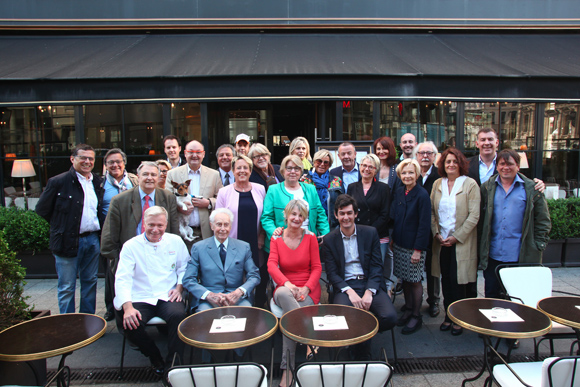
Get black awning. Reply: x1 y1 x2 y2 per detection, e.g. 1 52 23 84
1 33 580 103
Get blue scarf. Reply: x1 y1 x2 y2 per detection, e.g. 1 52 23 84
310 170 329 214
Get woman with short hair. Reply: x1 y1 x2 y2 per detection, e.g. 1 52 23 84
248 143 284 192
155 159 172 190
306 149 343 226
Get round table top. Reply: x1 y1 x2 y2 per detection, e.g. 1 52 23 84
448 298 552 339
279 304 378 348
178 306 278 350
537 296 580 330
0 313 107 362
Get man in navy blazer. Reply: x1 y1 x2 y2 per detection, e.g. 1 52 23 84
323 194 397 360
183 208 260 311
329 142 361 191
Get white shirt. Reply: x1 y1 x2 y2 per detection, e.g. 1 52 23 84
75 171 100 233
422 165 433 185
438 176 467 239
114 233 190 310
188 166 202 227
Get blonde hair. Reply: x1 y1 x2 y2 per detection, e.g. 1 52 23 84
283 199 309 223
396 158 421 178
360 154 380 171
156 159 171 170
289 137 312 162
231 154 253 171
280 155 304 174
247 143 271 160
312 149 333 166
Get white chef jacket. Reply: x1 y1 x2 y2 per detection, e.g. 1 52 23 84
114 232 190 310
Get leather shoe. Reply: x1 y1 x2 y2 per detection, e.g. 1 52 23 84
150 360 165 378
396 313 412 327
401 315 422 335
440 321 452 331
428 303 440 318
103 311 115 322
451 324 463 336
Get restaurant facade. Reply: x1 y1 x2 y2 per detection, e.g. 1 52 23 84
2 0 580 204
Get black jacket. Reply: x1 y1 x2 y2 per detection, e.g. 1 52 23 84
249 164 284 192
347 180 391 238
417 166 440 195
329 165 362 191
390 184 431 251
467 155 496 187
36 167 105 257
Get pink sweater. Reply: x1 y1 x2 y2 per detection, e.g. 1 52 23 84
215 183 266 239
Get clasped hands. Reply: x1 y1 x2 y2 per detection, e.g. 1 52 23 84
177 198 211 215
346 288 373 311
284 281 310 302
436 234 457 247
206 289 243 307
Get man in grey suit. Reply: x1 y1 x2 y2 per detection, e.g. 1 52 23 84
166 140 223 242
101 161 180 274
183 208 260 311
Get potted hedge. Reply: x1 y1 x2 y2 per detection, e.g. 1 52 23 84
563 197 580 267
545 199 567 268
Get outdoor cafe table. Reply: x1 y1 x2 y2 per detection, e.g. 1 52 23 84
0 313 107 387
448 298 552 387
537 296 580 354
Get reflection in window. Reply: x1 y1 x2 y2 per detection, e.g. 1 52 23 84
228 110 263 144
378 101 418 143
171 103 201 146
501 103 535 151
343 100 373 141
543 103 579 151
37 106 77 181
125 104 163 157
464 103 499 152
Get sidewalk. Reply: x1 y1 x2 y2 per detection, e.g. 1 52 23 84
22 267 580 386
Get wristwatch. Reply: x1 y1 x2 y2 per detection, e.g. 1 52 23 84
207 200 212 211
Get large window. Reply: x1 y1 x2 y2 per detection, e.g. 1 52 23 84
343 100 373 141
171 103 201 146
378 101 419 142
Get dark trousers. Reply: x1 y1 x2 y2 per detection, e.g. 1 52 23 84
123 300 186 365
425 248 441 306
103 255 115 314
483 257 510 299
334 279 397 360
440 246 468 322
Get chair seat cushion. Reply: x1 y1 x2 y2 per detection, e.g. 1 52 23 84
269 298 284 318
296 363 392 387
493 361 544 387
168 364 268 387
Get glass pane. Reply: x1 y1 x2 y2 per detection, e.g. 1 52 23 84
37 105 77 182
124 103 164 156
464 102 500 155
171 102 201 146
342 100 373 141
378 101 419 144
518 150 538 181
420 101 456 150
542 151 579 195
543 103 579 150
84 104 123 173
228 110 261 144
500 103 535 151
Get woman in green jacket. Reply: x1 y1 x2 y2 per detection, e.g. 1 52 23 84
261 155 330 253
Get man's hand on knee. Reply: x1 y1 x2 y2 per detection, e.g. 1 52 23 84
224 289 243 306
122 302 142 330
207 292 226 307
346 289 364 309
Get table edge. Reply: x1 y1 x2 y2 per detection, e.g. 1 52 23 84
537 297 580 330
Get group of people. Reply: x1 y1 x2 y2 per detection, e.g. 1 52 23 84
35 127 551 380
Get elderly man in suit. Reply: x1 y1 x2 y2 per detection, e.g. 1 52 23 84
329 142 361 191
101 161 179 275
166 140 223 243
323 194 397 360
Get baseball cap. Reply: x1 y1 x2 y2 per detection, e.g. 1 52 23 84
235 133 250 144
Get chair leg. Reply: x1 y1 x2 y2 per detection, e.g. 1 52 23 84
549 339 555 356
390 329 398 366
534 338 539 361
119 333 126 379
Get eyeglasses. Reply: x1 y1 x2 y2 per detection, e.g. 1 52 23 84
75 156 95 162
106 160 123 166
159 169 168 174
185 150 204 155
417 151 434 156
315 160 330 166
285 167 302 172
252 154 269 160
360 163 376 170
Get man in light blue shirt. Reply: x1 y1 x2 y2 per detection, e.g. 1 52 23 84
329 142 361 191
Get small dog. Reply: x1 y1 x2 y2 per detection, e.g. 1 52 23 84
171 180 198 242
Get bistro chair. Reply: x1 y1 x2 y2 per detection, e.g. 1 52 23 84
166 362 268 387
119 316 167 378
492 356 580 387
496 264 579 360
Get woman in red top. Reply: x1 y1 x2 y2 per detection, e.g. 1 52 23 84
268 199 322 387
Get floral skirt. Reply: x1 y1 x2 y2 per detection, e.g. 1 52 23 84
393 242 426 282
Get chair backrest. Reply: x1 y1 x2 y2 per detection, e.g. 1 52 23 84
29 181 41 190
498 265 552 307
167 363 267 387
4 186 16 195
542 356 580 387
147 316 167 325
295 361 393 387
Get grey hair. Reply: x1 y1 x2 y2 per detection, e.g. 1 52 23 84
216 144 235 157
360 153 380 171
412 141 438 159
209 208 234 225
137 161 160 174
104 148 128 164
143 206 168 222
247 143 271 159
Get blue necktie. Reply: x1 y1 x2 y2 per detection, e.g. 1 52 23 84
219 243 226 266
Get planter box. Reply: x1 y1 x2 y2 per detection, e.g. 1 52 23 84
543 239 564 268
0 310 50 386
18 250 106 279
563 238 580 267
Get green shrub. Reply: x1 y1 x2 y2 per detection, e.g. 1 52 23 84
565 197 580 238
547 197 580 240
0 207 50 253
0 231 31 330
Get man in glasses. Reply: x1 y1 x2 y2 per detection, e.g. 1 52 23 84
166 140 223 244
413 141 441 318
36 144 105 314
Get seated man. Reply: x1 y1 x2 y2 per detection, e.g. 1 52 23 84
183 208 260 311
114 206 189 376
322 194 397 360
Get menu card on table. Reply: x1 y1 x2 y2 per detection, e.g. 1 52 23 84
480 309 524 322
313 316 349 331
210 318 247 333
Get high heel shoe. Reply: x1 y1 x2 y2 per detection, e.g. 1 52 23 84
396 312 412 327
440 321 452 331
306 345 319 360
451 324 463 336
401 315 422 335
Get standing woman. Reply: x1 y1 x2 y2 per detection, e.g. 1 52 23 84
261 155 330 255
248 143 284 192
268 200 322 387
289 136 313 171
346 154 391 268
156 160 172 190
373 137 400 189
307 149 344 226
430 148 480 336
390 159 431 335
216 155 268 307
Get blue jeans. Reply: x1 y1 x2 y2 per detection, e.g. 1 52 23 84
54 232 100 314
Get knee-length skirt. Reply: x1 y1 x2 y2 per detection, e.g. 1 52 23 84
393 242 426 282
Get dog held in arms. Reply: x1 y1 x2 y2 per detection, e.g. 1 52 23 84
171 180 198 242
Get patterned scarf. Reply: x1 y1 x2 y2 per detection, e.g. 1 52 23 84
310 170 329 213
106 171 130 193
255 164 278 189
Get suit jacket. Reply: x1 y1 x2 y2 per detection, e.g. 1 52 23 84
347 180 390 238
390 184 431 251
329 164 361 191
322 225 386 294
417 166 440 195
165 164 223 239
100 186 179 272
468 155 496 187
183 237 260 303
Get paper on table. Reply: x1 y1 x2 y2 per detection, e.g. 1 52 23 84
209 318 247 333
480 309 524 322
313 316 349 331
